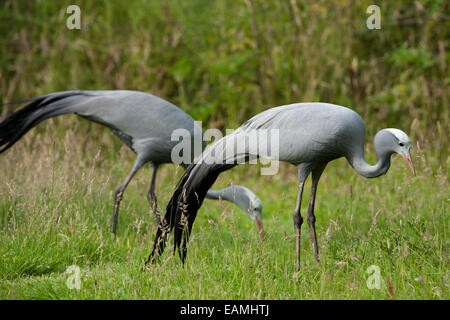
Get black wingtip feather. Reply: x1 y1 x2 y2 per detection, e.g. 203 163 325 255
0 91 84 153
0 97 46 153
147 162 228 264
146 164 196 264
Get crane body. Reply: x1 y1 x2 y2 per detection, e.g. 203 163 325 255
0 90 264 237
147 102 415 269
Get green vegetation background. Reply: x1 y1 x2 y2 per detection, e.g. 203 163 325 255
1 0 448 161
0 0 448 299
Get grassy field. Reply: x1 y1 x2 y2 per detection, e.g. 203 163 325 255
0 120 447 299
0 0 448 300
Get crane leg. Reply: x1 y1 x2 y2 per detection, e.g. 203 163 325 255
293 180 306 271
112 158 145 235
306 163 326 263
145 164 172 264
146 164 166 228
293 164 313 271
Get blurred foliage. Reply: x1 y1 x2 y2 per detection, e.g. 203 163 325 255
0 0 448 165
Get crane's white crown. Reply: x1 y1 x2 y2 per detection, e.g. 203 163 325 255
385 128 411 144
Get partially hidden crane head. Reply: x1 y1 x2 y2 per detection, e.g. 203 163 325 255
247 196 265 241
220 185 265 240
375 128 415 175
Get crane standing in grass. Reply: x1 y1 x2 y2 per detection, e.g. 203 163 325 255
147 102 415 270
0 90 264 238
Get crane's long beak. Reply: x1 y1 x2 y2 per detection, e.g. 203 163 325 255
254 217 266 241
401 152 416 175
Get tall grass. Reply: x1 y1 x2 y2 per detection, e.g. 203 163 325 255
0 126 447 299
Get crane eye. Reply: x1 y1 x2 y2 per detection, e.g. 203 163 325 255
399 143 404 147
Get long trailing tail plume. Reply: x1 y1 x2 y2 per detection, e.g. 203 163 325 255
0 91 88 153
147 132 251 264
147 161 231 264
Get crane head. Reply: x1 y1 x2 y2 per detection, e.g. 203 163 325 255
220 185 265 240
249 198 265 241
384 128 415 175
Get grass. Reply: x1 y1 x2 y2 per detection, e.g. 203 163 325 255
0 121 447 299
0 0 448 300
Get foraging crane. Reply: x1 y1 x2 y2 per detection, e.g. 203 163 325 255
147 102 415 270
0 90 264 238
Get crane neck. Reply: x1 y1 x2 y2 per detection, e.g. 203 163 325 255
347 143 392 178
205 188 232 201
205 187 255 216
